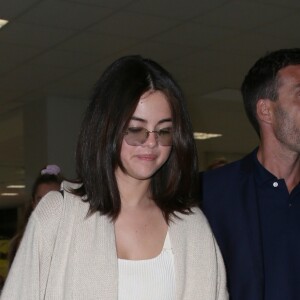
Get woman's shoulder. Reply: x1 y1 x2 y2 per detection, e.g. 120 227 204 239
33 181 87 225
33 190 65 222
175 206 209 225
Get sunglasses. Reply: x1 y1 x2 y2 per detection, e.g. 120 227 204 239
124 127 172 146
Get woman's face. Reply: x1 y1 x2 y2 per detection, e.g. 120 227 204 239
33 182 60 208
116 90 173 182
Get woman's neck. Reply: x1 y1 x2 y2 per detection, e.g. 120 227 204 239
116 171 152 208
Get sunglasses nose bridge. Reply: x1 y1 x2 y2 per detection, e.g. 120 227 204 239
144 130 159 144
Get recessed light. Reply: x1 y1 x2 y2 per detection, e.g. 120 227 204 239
194 132 222 140
0 19 8 29
7 185 26 189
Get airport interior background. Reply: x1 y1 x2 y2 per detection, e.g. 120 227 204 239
1 0 300 280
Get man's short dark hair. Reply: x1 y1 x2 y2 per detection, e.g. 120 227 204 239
241 48 300 136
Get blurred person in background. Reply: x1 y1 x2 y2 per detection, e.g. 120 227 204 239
7 164 62 268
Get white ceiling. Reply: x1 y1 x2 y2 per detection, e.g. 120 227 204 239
1 0 300 207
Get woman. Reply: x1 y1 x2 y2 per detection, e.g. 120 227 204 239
1 56 228 299
7 164 62 268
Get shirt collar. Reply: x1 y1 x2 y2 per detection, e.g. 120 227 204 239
252 148 277 186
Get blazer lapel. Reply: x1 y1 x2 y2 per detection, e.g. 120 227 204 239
240 153 264 297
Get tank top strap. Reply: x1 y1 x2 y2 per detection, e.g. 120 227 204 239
163 231 172 250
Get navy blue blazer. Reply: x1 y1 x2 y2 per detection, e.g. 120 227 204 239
200 149 264 300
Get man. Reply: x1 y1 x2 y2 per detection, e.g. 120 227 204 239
200 48 300 300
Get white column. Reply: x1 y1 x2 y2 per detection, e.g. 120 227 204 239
23 96 87 191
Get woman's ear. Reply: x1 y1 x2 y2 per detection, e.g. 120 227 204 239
256 99 273 124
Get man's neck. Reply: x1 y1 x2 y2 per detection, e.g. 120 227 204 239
257 143 300 193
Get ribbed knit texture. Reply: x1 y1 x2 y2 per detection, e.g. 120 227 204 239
118 232 175 300
1 181 228 300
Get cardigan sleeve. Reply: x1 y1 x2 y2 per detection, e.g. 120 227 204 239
214 237 229 300
169 207 229 300
1 191 64 300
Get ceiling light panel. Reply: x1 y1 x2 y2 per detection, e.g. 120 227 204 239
0 19 8 29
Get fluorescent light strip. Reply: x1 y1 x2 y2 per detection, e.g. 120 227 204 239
7 185 26 189
193 132 222 140
1 192 18 196
0 19 8 29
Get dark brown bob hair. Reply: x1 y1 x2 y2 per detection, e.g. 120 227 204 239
74 55 198 221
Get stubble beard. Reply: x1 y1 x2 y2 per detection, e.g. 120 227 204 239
273 105 300 153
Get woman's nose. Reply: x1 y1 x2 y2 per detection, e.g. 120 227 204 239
143 131 159 147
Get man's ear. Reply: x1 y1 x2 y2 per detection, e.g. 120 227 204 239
256 99 273 124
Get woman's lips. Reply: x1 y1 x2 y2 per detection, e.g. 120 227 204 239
136 154 157 161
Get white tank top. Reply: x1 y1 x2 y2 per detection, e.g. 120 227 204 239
118 232 175 300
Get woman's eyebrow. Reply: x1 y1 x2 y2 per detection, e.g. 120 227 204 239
130 116 172 125
157 118 172 124
130 116 146 123
130 116 172 122
158 118 172 124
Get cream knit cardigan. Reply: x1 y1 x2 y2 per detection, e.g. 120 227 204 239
2 184 228 300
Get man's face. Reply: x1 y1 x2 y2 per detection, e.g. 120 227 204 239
271 65 300 152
